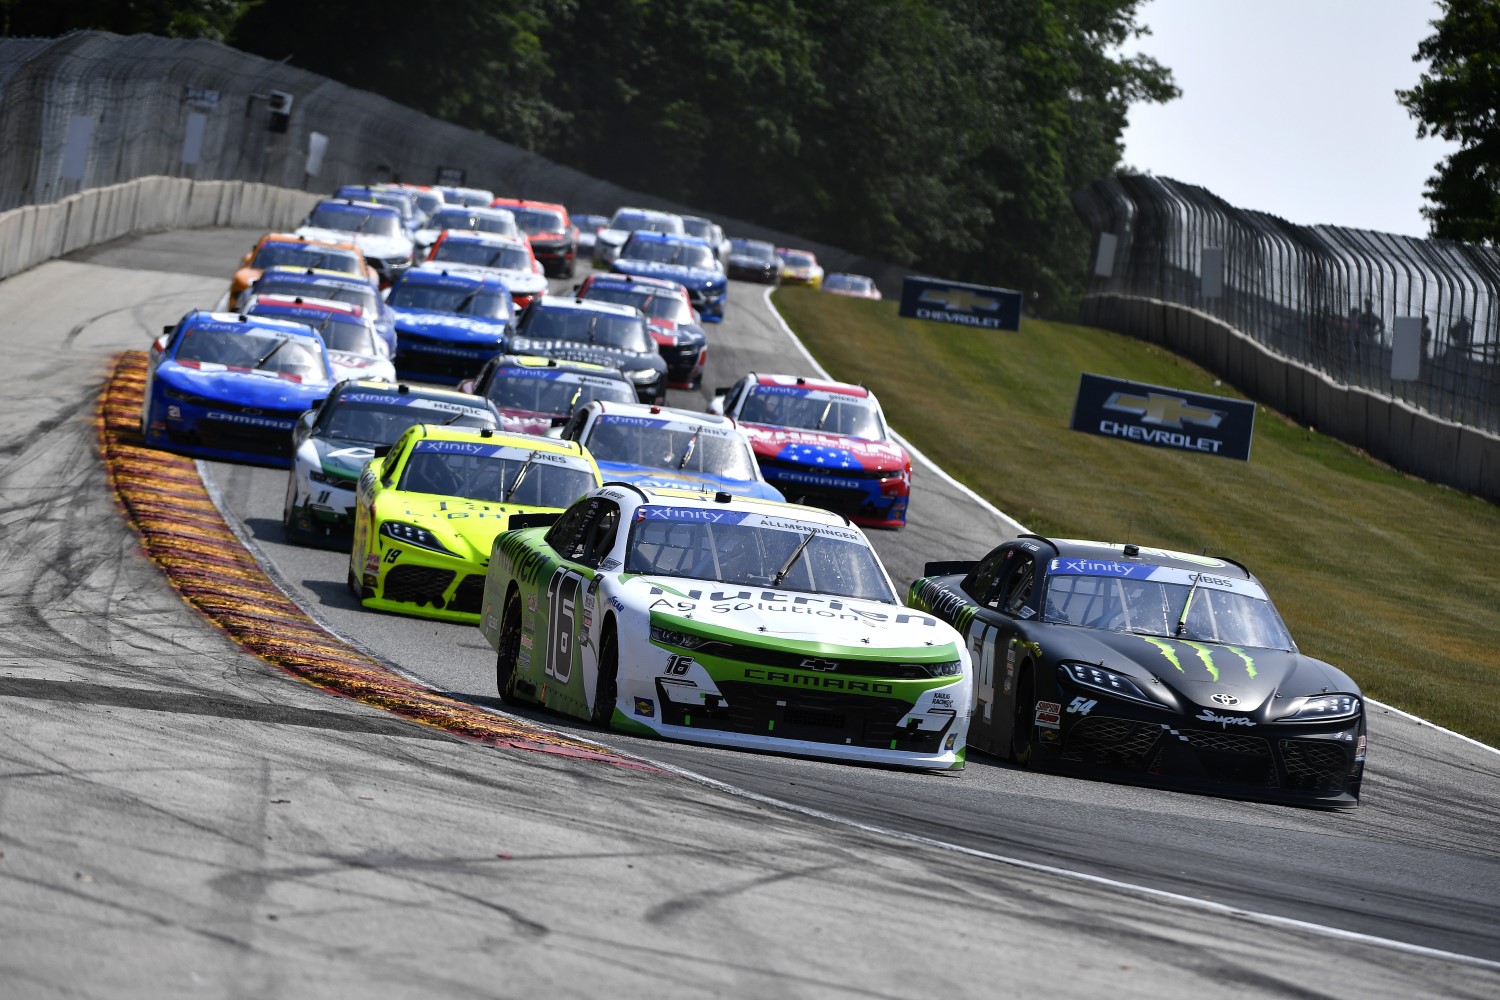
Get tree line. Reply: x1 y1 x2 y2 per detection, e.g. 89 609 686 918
5 0 1181 314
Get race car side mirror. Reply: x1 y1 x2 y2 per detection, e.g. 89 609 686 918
163 325 175 335
310 398 323 409
373 445 392 458
712 387 730 396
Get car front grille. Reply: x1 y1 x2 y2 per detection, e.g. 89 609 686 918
1280 738 1352 792
382 565 456 607
451 574 486 615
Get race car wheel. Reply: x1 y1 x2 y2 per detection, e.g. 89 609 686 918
590 626 619 728
347 566 363 600
495 589 523 706
1010 663 1035 767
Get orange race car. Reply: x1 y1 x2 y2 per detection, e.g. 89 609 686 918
227 233 375 309
490 196 578 278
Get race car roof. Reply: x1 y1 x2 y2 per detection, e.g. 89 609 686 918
610 483 852 528
433 230 529 249
314 199 399 218
625 231 712 249
1045 538 1254 579
752 373 869 397
495 354 629 378
395 268 506 291
491 197 567 213
584 273 686 294
257 266 377 289
330 380 494 407
255 232 360 252
589 400 733 429
544 297 640 318
182 310 322 341
404 422 587 457
249 294 363 317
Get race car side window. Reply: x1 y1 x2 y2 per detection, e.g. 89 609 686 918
381 436 412 488
963 545 1011 606
997 553 1036 616
560 407 590 442
577 502 621 569
723 377 748 416
544 500 591 559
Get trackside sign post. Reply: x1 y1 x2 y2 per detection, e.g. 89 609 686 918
1070 373 1256 461
898 277 1023 331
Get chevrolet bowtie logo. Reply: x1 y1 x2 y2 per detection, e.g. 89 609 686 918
919 288 998 313
1103 392 1224 429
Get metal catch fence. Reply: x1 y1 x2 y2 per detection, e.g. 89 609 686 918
1074 174 1500 436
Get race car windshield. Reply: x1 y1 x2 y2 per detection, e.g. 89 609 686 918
176 328 326 381
399 451 596 507
250 244 361 275
486 372 634 414
429 210 516 236
408 190 444 216
682 219 714 239
585 421 758 479
508 208 567 234
738 389 884 439
624 518 895 602
388 283 510 319
731 240 776 261
622 239 714 270
643 295 693 323
314 316 380 354
307 206 401 238
319 402 491 443
522 309 651 353
430 241 531 271
783 252 816 268
1042 572 1295 650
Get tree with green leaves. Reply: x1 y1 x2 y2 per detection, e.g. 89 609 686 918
1398 0 1500 244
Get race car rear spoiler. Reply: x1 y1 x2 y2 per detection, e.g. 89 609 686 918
923 559 977 578
507 512 562 531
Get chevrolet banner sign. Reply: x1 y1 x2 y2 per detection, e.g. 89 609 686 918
898 277 1023 331
1070 373 1256 461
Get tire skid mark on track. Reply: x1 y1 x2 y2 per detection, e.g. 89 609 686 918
97 350 657 772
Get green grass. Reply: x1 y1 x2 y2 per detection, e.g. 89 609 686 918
772 287 1500 748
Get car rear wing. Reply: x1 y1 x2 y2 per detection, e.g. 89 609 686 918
507 512 562 531
923 559 977 578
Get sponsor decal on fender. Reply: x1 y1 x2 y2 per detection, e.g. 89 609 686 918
1035 700 1062 729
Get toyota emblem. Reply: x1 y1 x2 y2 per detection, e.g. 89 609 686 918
1210 693 1240 706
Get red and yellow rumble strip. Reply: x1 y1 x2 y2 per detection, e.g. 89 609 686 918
97 351 649 769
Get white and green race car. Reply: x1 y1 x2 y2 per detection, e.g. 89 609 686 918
478 484 972 769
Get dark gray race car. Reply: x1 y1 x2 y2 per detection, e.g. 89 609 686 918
908 535 1366 808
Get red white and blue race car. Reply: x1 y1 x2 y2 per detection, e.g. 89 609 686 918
711 373 913 529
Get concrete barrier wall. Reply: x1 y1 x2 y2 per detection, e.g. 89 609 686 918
0 175 318 284
1084 292 1500 504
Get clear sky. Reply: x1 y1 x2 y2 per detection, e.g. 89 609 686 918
1119 0 1458 238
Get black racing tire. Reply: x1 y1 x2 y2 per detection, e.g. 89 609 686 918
346 566 363 600
1010 663 1035 767
495 589 523 706
590 626 619 728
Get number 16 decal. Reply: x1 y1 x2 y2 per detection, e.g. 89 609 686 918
546 568 582 684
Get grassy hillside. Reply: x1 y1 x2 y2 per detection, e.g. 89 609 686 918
772 287 1500 748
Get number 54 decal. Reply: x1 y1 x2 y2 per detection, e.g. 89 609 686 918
1067 697 1097 715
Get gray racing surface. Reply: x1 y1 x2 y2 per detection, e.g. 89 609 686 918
1 227 1497 998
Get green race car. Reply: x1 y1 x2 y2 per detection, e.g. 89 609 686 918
348 424 602 623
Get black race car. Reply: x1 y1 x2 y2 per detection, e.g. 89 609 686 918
908 536 1366 808
725 238 781 285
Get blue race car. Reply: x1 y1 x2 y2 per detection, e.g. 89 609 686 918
560 399 784 501
244 265 397 354
386 268 513 384
610 230 727 322
141 310 335 468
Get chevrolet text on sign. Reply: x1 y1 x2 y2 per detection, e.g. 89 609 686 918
1069 372 1256 461
898 276 1023 331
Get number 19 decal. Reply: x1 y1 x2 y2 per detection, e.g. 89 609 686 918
546 568 582 684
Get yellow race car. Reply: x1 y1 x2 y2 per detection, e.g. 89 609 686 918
348 424 602 623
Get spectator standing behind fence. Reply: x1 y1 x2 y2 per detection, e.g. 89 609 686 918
1449 314 1473 358
1422 316 1433 358
1358 298 1384 344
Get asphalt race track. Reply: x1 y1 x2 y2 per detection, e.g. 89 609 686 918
2 227 1499 998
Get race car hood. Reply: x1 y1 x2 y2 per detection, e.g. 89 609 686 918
635 579 958 657
162 360 329 410
392 310 509 345
594 462 784 502
309 436 378 485
504 338 664 374
741 424 908 474
373 493 534 561
647 318 706 348
327 352 395 383
497 409 560 436
420 262 546 296
612 259 724 293
296 226 413 261
1052 628 1357 716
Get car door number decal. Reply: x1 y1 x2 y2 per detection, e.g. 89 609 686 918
665 654 693 675
545 567 582 685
